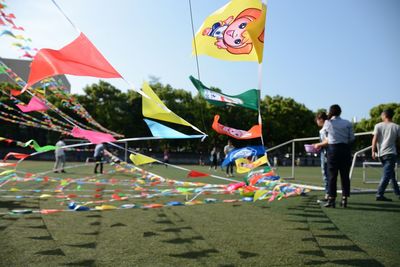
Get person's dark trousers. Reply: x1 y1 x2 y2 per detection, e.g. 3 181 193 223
226 162 234 175
377 154 400 197
94 156 103 174
327 144 351 198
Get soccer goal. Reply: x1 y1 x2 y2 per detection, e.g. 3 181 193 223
362 161 398 184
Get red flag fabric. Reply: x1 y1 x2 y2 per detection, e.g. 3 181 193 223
24 32 122 91
187 170 209 178
3 152 30 161
212 115 262 140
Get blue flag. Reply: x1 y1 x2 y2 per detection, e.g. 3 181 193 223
222 146 266 167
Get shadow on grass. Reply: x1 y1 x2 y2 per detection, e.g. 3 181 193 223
161 226 192 233
238 251 259 259
0 200 34 210
169 249 219 259
320 245 364 252
64 259 96 266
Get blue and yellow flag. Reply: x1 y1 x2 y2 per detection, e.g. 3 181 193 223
193 0 266 63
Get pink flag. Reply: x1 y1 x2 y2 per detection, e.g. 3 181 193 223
71 127 116 144
16 96 48 113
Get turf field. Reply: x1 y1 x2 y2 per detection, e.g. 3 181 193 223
0 161 399 266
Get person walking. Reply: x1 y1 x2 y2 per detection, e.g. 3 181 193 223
224 140 235 177
315 105 354 208
53 137 66 173
313 112 329 202
94 143 105 174
163 147 169 168
209 146 218 171
372 109 400 201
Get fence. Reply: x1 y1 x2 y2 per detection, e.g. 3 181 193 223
267 132 374 180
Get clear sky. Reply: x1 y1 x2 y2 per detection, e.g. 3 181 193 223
1 0 399 121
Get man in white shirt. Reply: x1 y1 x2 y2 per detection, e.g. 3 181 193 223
372 109 400 201
54 137 66 173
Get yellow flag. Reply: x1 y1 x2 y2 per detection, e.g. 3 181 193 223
193 0 266 62
235 155 268 173
142 82 192 127
253 189 269 202
129 153 157 166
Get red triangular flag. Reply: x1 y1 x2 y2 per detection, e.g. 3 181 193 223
187 170 209 178
3 152 30 161
24 32 122 91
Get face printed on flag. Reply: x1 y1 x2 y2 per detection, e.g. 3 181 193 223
194 0 266 62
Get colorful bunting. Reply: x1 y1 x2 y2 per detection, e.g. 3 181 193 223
212 115 261 139
190 76 259 111
193 0 266 62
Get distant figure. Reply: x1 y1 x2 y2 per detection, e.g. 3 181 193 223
224 140 235 177
313 111 329 202
199 151 204 166
209 146 218 171
315 105 354 208
54 137 66 173
94 143 105 174
273 156 278 167
163 148 169 168
372 109 400 201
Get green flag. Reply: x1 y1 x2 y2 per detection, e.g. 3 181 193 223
190 76 259 111
24 140 56 152
0 65 7 74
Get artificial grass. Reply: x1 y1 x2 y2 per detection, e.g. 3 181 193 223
0 161 399 266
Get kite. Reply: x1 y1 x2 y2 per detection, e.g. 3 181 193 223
212 115 261 140
190 76 259 111
193 0 266 62
24 32 122 91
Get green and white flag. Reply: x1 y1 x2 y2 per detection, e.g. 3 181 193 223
190 76 259 111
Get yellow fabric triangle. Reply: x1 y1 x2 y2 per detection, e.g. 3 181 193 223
129 153 157 166
193 0 265 62
142 82 192 127
253 189 269 202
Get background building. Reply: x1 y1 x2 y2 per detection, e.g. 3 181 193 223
0 58 70 93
